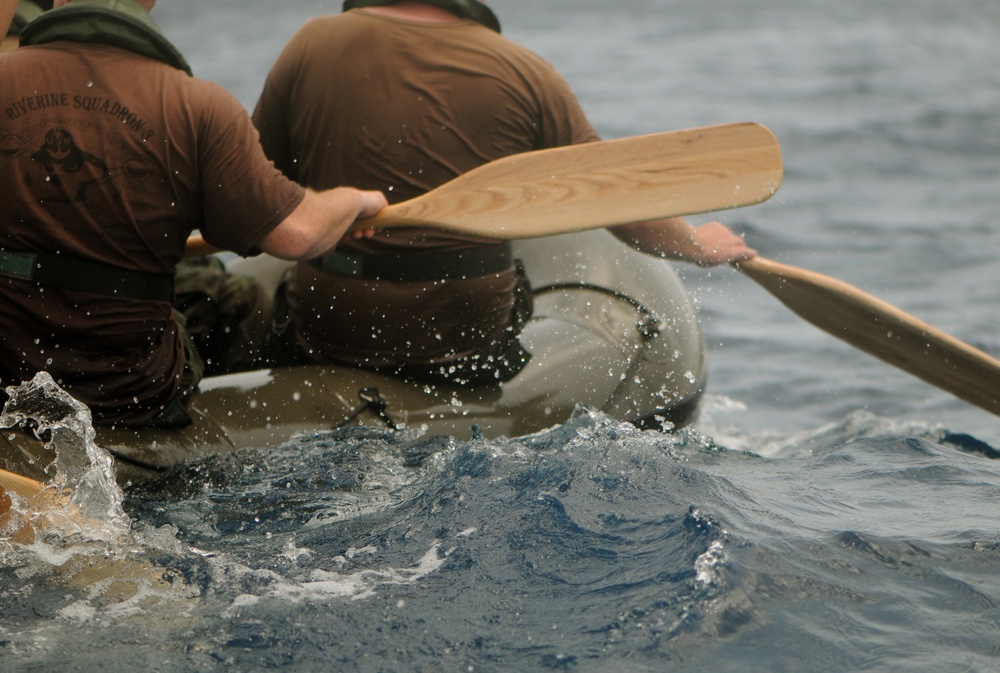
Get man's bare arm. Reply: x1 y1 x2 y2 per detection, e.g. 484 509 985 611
610 218 756 267
258 187 387 261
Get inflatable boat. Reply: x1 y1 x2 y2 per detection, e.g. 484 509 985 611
0 230 707 484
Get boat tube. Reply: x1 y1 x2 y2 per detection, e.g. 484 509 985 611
0 230 707 484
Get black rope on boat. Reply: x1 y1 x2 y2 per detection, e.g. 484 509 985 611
532 282 662 339
335 387 399 431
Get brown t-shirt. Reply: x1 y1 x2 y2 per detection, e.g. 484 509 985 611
0 42 305 424
253 10 599 366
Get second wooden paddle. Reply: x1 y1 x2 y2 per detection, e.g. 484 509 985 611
736 256 1000 416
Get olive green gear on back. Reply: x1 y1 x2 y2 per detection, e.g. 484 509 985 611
7 1 45 36
19 0 192 75
342 0 501 33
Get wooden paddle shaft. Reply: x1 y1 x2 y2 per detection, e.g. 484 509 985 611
737 256 1000 416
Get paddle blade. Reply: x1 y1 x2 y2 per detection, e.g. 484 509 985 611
0 468 46 544
0 468 44 501
737 256 1000 416
359 122 783 238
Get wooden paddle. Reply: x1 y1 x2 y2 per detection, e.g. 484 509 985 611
0 468 49 544
735 256 1000 416
185 121 783 257
0 467 44 502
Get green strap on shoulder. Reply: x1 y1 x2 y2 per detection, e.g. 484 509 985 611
7 1 43 36
19 0 192 75
342 0 501 33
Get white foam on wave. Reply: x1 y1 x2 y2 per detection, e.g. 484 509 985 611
276 541 446 602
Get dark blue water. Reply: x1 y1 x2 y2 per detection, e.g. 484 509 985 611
4 400 1000 671
4 1 1000 671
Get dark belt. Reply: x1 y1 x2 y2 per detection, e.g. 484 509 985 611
315 242 513 282
0 249 173 301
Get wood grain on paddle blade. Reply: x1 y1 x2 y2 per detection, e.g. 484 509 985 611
185 122 781 256
359 122 783 238
0 468 47 544
737 256 1000 416
0 468 44 501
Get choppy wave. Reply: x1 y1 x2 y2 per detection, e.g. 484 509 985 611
4 381 1000 672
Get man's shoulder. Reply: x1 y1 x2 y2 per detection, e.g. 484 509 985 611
292 12 356 39
171 72 245 114
478 32 562 77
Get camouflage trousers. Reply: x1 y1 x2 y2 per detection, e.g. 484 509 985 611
144 256 271 429
174 256 272 377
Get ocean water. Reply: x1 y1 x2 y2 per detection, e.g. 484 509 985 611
3 1 1000 671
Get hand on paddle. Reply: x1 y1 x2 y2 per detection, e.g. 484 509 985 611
687 221 757 265
611 218 756 267
343 227 378 241
340 195 383 241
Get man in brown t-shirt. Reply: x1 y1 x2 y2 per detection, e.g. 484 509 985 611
253 0 756 386
0 0 387 427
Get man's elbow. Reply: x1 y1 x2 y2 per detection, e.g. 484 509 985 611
258 222 318 261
